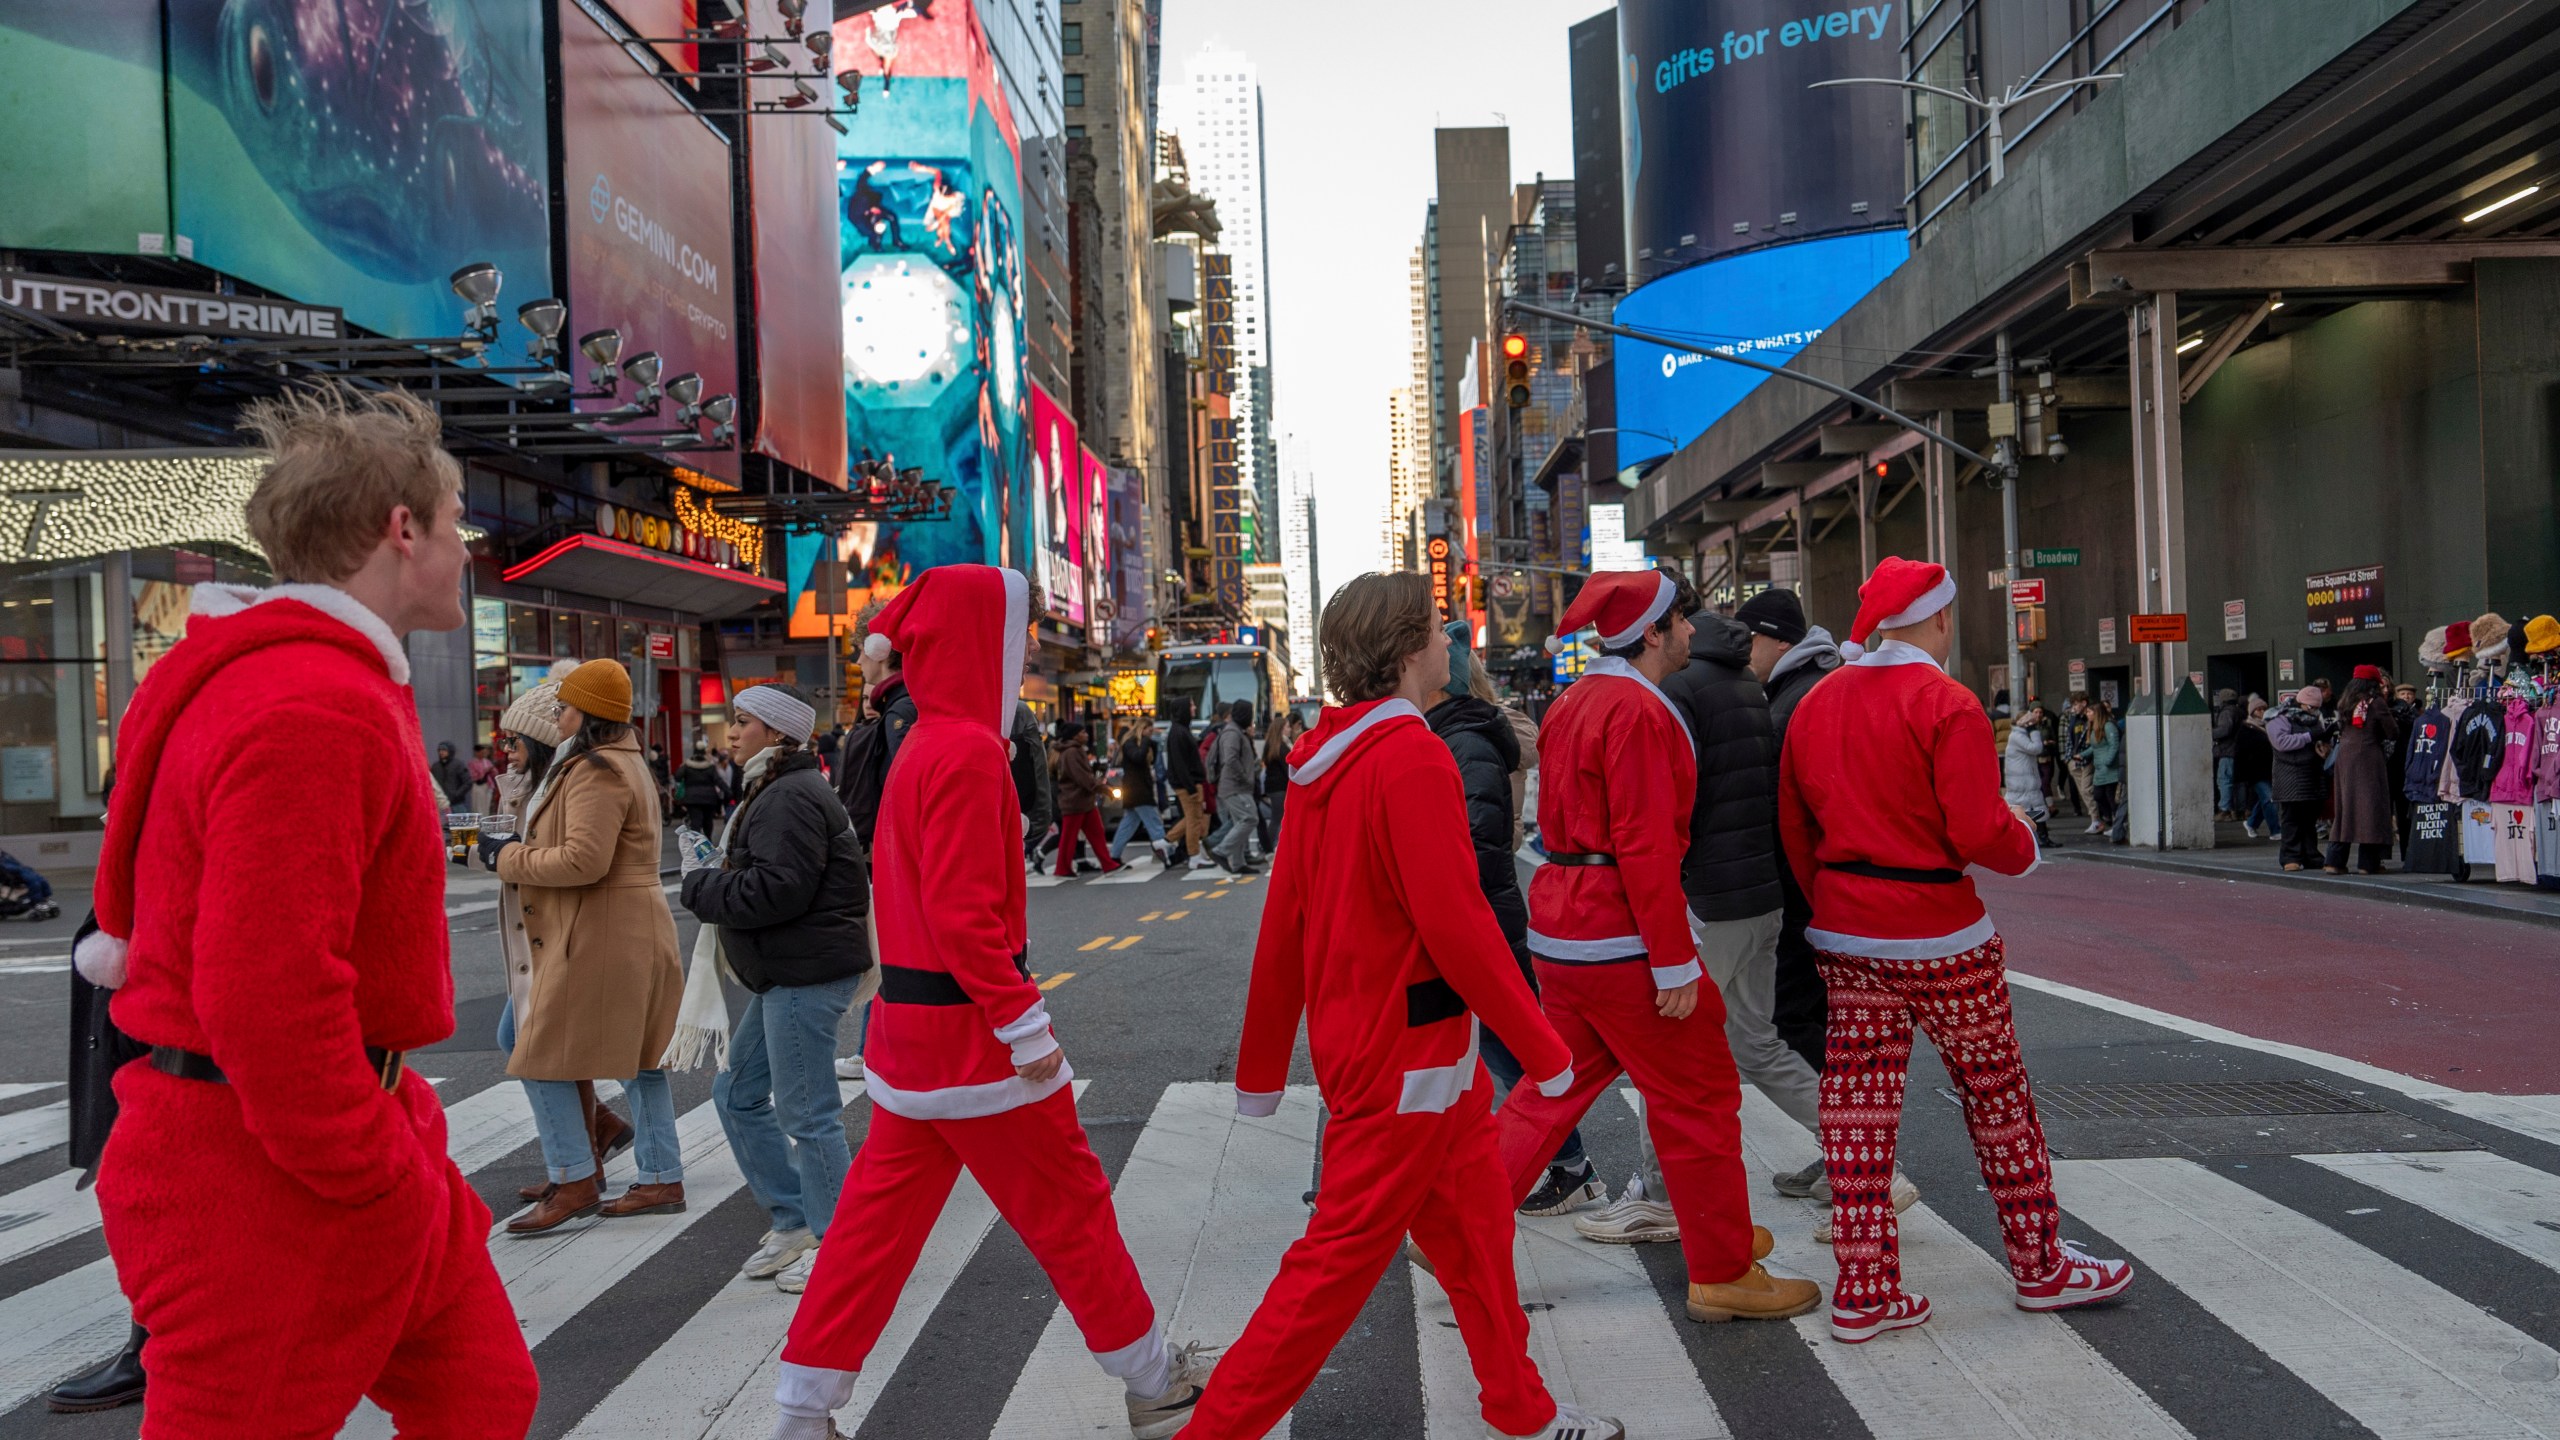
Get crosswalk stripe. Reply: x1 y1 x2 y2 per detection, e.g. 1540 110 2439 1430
2299 1150 2560 1275
1412 1181 1728 1439
990 1082 1317 1439
2057 1156 2560 1439
0 1170 97 1271
1090 857 1168 885
1726 1090 2191 1440
0 1083 62 1103
1026 873 1072 889
0 1102 66 1167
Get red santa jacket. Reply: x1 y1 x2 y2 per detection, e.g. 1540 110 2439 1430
860 566 1064 1120
1776 639 2040 958
88 585 455 1208
1235 698 1572 1120
1526 658 1703 988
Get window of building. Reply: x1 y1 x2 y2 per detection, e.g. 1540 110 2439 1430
1062 21 1081 54
1067 124 1086 140
1063 72 1084 106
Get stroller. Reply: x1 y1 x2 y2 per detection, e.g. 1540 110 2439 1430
0 850 59 921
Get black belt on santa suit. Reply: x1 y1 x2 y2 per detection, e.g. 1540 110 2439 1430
149 1043 408 1092
1823 860 1965 885
1543 851 1617 867
878 951 1033 1006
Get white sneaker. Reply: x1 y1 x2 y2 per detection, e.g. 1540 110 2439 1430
1127 1340 1220 1439
2084 820 2104 834
1814 1173 1921 1244
1187 854 1218 870
1493 1401 1626 1440
775 1246 819 1294
833 1055 864 1080
1572 1173 1679 1244
742 1227 817 1279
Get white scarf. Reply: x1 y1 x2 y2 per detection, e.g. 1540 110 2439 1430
662 746 778 1072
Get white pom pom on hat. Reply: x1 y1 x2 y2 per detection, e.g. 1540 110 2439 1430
1837 638 1866 661
862 632 894 663
1544 634 1566 655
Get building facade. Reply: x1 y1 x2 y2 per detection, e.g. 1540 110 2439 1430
1176 47 1282 564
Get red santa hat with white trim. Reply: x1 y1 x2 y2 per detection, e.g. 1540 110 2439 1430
1547 568 1681 654
1838 555 1958 661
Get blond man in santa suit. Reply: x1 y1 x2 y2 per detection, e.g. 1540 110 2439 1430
1778 556 2134 1343
1490 567 1821 1325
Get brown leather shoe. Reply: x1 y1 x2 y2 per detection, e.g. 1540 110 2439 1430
599 1182 686 1217
591 1106 634 1162
506 1175 602 1235
517 1179 556 1203
1686 1264 1822 1322
1751 1224 1774 1262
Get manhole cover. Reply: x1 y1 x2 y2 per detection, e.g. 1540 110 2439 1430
2021 1080 2386 1122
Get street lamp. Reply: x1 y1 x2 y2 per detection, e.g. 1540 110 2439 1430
1579 427 1681 489
1810 72 2121 188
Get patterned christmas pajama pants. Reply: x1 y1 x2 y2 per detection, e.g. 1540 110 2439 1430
1814 936 2064 1308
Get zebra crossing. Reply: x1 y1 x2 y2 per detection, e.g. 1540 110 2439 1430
2 1067 2558 1436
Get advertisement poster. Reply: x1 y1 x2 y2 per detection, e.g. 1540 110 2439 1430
0 0 170 253
1030 381 1084 623
1108 466 1149 654
830 0 1029 617
1081 446 1112 639
746 0 847 486
2306 565 2384 635
162 0 550 367
560 0 740 482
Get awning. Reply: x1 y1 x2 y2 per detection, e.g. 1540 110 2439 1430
502 534 783 619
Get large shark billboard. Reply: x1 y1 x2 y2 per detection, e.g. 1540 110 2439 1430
159 0 553 368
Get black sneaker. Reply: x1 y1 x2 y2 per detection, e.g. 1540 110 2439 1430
1518 1163 1607 1217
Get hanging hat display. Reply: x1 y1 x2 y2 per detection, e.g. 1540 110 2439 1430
1546 569 1679 655
2445 620 2474 660
2471 611 2512 664
2419 625 2451 671
2526 615 2560 656
1838 556 1956 661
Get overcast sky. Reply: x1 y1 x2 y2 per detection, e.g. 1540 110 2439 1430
1158 0 1605 596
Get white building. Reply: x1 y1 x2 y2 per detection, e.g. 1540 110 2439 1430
1279 433 1317 688
1174 46 1278 560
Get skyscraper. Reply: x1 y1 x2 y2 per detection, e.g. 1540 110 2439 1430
1279 433 1317 688
1174 46 1279 563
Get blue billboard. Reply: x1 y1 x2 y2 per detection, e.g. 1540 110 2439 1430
1611 228 1908 470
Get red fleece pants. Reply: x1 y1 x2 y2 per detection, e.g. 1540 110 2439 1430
1184 1076 1553 1439
1055 810 1119 875
97 1067 535 1440
1494 958 1755 1284
782 1087 1156 1371
1815 937 2064 1308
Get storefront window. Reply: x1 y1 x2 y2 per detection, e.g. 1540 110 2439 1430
584 613 614 663
508 602 547 657
0 564 112 834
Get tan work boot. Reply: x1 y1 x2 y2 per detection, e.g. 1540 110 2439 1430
1686 1263 1822 1322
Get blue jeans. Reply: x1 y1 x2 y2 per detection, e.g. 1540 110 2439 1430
2216 756 2236 814
1481 1024 1586 1171
715 976 859 1237
1109 804 1166 858
2244 779 2278 833
523 1072 683 1184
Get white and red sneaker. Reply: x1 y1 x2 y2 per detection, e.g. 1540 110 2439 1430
2014 1240 2135 1311
1829 1293 1931 1343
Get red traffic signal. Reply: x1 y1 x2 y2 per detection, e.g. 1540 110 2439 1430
1501 333 1528 360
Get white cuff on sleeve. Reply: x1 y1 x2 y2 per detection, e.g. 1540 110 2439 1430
1008 1028 1062 1066
1534 1066 1575 1098
994 998 1053 1047
1234 1087 1284 1117
1649 960 1704 989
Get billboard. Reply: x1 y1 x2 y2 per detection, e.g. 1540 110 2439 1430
832 0 1028 612
1108 466 1147 654
0 0 170 254
161 0 550 366
1080 446 1111 640
1617 0 1903 269
561 0 740 482
1568 7 1625 290
1030 381 1084 624
1611 227 1908 468
746 0 849 485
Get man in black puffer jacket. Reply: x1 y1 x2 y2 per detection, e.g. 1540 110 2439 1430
1658 605 1824 1194
1426 624 1600 1217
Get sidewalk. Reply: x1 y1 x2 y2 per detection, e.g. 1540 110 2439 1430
2040 811 2560 928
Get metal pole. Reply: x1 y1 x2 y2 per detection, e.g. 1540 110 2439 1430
2154 640 2169 851
1997 330 2023 705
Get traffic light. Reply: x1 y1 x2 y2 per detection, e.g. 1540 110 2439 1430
2015 605 2046 648
1503 333 1531 409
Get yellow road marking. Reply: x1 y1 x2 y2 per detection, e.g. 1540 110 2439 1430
1139 911 1163 922
1078 936 1114 952
1230 875 1258 885
1164 910 1189 921
1110 935 1144 951
1039 971 1076 990
1206 889 1230 899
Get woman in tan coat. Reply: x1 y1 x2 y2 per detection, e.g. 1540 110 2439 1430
483 659 687 1234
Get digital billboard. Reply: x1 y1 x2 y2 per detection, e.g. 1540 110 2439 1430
1080 446 1112 640
832 0 1028 612
1568 7 1625 290
1611 227 1908 468
1618 0 1903 268
0 0 170 254
746 0 849 485
162 0 550 367
561 0 740 483
1030 381 1084 624
1108 466 1147 654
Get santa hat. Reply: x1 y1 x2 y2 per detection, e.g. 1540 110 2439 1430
1546 569 1680 655
1839 556 1957 661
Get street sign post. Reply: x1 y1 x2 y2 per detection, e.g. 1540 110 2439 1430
2025 548 2081 567
2009 578 2047 607
2128 612 2188 850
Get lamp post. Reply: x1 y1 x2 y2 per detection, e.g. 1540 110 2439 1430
1810 72 2121 188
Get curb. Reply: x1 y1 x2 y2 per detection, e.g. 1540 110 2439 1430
2045 845 2560 930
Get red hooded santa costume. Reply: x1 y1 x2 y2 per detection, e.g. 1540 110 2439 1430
86 584 534 1438
776 566 1189 1432
1488 571 1776 1294
1188 692 1576 1438
1777 557 2129 1342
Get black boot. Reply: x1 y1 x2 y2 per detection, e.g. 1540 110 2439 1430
46 1322 145 1412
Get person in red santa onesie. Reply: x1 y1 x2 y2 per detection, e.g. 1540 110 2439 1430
1489 567 1820 1325
1185 571 1620 1440
1777 555 2135 1343
773 564 1214 1440
79 384 537 1438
